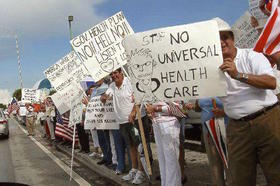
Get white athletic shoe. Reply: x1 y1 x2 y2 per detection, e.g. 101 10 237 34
122 169 137 181
132 171 145 185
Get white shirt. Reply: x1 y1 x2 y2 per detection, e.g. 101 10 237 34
106 77 134 124
220 48 278 119
272 64 280 95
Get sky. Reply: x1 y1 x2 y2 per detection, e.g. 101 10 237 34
0 0 249 104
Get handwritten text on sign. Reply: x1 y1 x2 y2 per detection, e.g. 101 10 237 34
21 88 37 102
84 96 119 130
70 11 134 82
248 0 268 28
123 20 227 104
44 51 89 93
232 11 260 48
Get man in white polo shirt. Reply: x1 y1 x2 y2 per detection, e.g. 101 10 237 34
217 17 280 186
101 68 146 184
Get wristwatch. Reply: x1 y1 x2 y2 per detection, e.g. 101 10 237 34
241 73 249 82
236 72 249 82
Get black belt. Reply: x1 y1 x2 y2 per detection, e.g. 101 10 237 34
234 102 279 122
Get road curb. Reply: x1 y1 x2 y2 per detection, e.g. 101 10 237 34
55 143 132 186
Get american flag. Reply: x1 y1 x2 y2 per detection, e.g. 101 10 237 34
254 0 280 55
8 98 19 114
167 102 187 118
205 117 228 168
55 114 78 142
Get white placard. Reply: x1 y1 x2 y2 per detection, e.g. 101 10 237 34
44 51 89 92
51 92 70 115
248 0 268 28
84 96 119 130
21 88 37 102
232 11 261 48
70 11 134 82
123 20 227 104
51 84 85 114
44 51 89 113
69 94 84 127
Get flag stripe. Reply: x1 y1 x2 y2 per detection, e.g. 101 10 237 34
254 9 278 52
266 31 280 54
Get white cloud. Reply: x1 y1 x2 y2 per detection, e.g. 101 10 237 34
0 89 11 105
0 0 106 39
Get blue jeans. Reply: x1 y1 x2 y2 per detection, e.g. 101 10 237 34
97 130 112 162
112 129 126 171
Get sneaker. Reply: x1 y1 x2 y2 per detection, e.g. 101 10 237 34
132 171 145 185
122 169 137 181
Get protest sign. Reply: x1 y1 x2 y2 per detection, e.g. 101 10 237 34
70 11 134 82
51 92 70 114
123 20 227 104
44 51 89 92
69 94 84 127
248 0 268 28
84 96 119 130
51 84 85 115
232 11 261 48
21 88 37 102
44 51 89 113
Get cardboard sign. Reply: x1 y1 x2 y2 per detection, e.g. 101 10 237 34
70 11 134 82
84 96 119 130
232 11 261 48
21 88 37 103
248 0 268 28
69 94 84 127
123 20 227 104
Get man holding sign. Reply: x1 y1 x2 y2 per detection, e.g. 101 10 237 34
101 68 147 184
217 17 280 186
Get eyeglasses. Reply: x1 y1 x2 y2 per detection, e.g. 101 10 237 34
132 61 152 69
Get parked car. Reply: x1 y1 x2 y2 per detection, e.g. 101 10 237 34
0 108 9 138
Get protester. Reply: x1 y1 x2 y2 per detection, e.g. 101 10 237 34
188 98 228 186
38 101 47 138
76 104 89 153
146 102 182 186
87 79 114 167
217 17 280 185
25 102 35 136
101 68 146 184
45 97 56 141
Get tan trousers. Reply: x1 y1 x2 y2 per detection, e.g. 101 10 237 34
227 105 280 186
26 116 35 135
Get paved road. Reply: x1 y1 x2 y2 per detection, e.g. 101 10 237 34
0 118 80 186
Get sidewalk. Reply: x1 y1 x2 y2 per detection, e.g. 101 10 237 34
55 142 160 186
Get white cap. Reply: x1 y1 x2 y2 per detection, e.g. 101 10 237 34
212 17 232 32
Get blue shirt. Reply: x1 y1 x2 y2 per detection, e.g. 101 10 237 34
198 98 228 124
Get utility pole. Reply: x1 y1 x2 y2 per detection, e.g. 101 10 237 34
68 16 74 43
14 34 23 89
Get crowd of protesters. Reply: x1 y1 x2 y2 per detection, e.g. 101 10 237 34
9 1 280 185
